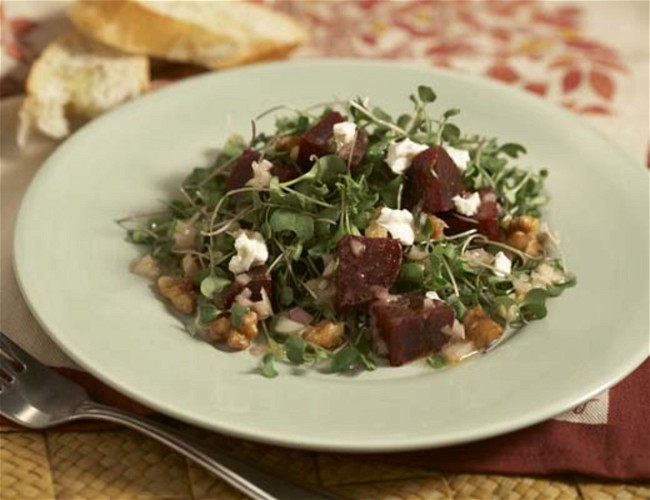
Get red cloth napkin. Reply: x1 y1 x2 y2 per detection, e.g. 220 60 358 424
389 359 650 481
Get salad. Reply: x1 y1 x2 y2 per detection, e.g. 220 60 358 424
124 86 575 376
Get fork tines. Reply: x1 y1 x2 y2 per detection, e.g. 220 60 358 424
0 332 30 369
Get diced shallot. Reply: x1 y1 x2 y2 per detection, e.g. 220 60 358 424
275 307 312 335
441 319 466 340
286 307 313 325
274 316 308 335
441 340 476 362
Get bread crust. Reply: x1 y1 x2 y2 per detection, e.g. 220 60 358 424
68 0 307 68
25 31 149 98
18 31 149 146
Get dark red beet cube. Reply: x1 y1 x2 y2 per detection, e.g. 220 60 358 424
403 146 465 213
226 150 299 191
296 111 345 170
226 149 260 191
441 188 502 241
269 164 300 183
220 265 273 309
335 236 402 312
338 131 368 170
370 295 454 366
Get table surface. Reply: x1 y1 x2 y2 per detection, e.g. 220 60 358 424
2 428 649 500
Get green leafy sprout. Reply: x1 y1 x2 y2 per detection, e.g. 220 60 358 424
121 86 575 377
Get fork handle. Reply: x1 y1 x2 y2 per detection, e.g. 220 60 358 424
74 402 337 500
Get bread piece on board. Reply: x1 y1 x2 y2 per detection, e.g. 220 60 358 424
18 31 149 146
68 0 308 69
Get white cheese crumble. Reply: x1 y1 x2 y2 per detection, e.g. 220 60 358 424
445 146 471 170
246 159 274 189
332 121 357 148
386 138 428 174
452 192 481 216
228 231 269 274
493 251 512 277
425 291 441 300
376 207 415 245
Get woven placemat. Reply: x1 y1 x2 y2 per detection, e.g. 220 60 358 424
1 431 648 500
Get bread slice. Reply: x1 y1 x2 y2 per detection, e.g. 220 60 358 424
67 0 308 69
18 31 149 147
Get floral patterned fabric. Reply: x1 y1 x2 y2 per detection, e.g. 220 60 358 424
1 0 647 159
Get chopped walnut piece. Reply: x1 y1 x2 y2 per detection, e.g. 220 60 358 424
209 311 259 349
428 214 448 239
208 316 231 342
462 306 504 349
181 254 201 278
239 311 259 340
227 329 250 350
506 215 540 235
157 276 196 315
506 231 530 252
506 231 543 257
505 216 543 257
303 321 345 349
131 254 161 280
365 207 389 238
365 221 389 238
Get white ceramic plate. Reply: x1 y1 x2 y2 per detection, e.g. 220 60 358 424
14 60 648 452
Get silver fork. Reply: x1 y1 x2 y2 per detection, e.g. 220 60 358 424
0 332 337 500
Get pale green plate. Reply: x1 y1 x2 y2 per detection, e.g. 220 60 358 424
14 60 648 451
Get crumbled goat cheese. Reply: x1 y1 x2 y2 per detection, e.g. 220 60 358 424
386 138 428 174
445 146 471 170
376 207 415 245
493 251 512 277
425 291 441 300
332 121 357 148
246 159 274 189
452 192 481 216
228 231 268 274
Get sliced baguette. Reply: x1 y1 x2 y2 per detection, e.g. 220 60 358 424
67 0 308 69
18 31 149 147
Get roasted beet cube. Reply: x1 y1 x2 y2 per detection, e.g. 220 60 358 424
441 188 502 241
403 146 465 213
226 149 298 191
270 164 300 183
296 111 345 170
338 131 368 170
335 236 402 312
226 149 260 191
370 294 454 366
220 265 273 309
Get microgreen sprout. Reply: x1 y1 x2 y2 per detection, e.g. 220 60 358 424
124 86 575 378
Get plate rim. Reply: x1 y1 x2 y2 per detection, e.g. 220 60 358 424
12 58 649 452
